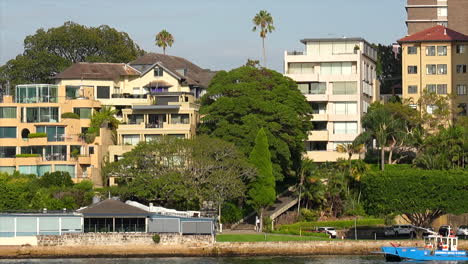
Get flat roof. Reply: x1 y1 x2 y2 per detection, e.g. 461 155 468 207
300 37 368 44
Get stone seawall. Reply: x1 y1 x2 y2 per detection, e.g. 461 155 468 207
37 233 214 246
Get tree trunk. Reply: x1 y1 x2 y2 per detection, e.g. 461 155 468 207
262 37 266 67
297 185 302 214
259 208 264 232
381 147 385 171
218 203 222 227
163 47 166 55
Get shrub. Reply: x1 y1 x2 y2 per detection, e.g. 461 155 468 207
221 202 243 224
152 234 160 244
15 154 41 158
61 112 80 119
27 132 47 138
299 208 318 222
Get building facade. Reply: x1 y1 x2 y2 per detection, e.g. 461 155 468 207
0 84 111 185
284 38 379 162
406 0 468 35
399 25 468 118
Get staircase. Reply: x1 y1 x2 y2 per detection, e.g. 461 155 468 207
265 191 298 220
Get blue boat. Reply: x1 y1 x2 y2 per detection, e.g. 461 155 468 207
381 228 468 261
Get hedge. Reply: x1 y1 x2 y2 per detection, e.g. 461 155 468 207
275 218 385 235
16 154 41 158
61 112 80 119
27 132 47 138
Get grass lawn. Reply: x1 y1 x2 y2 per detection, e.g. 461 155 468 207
216 233 330 242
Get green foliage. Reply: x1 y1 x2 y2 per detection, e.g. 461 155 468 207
374 44 401 95
221 202 244 224
276 218 384 235
199 66 313 181
152 234 161 243
155 30 174 55
0 21 144 89
27 132 47 138
61 112 80 119
216 233 329 242
15 153 41 157
81 106 119 144
252 10 275 66
361 166 468 226
299 208 318 222
38 171 74 188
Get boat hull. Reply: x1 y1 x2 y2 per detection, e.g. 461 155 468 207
381 246 468 261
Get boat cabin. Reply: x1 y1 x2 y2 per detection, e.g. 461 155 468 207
424 235 458 251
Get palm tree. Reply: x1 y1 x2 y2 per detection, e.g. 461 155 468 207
297 158 315 214
252 10 275 67
155 30 174 55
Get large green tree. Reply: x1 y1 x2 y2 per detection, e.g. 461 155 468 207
362 166 468 227
199 66 313 181
247 128 276 231
252 10 275 67
375 44 401 95
0 21 144 89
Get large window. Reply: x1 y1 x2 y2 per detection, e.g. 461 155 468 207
408 85 418 94
15 85 58 103
37 126 65 142
0 147 16 158
437 84 447 95
19 164 53 177
311 121 327 131
426 64 436 75
426 46 436 56
298 82 326 94
332 82 357 95
426 84 436 93
128 114 144 124
21 146 44 156
26 107 59 123
0 127 16 138
55 165 75 178
408 46 417 54
171 114 190 124
45 145 67 161
123 135 140 145
66 86 80 99
437 46 447 56
408 66 418 74
334 102 357 115
96 86 110 99
456 65 467 74
456 45 466 54
437 64 447 75
0 107 16 118
310 102 327 114
457 85 467 95
320 62 353 75
333 122 358 134
73 108 92 119
288 63 314 74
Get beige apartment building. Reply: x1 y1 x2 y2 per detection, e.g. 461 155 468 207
284 38 379 162
399 25 468 118
406 0 468 35
0 84 111 186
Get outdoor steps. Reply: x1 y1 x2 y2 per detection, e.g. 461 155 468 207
265 191 298 221
230 223 255 231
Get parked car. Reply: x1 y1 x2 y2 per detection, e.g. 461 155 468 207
438 225 453 236
392 225 416 237
384 226 395 237
456 225 468 237
317 227 337 238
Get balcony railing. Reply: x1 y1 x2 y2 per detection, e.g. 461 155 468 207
145 123 163 128
111 94 148 99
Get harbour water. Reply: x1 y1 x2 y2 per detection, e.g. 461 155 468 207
1 256 467 264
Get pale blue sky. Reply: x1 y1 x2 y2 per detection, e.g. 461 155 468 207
0 0 407 72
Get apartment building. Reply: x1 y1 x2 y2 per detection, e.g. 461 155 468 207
0 84 111 185
399 25 468 118
284 38 379 162
406 0 468 35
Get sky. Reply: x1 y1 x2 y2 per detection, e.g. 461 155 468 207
0 0 407 73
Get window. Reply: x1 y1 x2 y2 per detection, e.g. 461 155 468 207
55 165 75 178
26 107 59 123
0 127 16 138
320 62 353 75
310 82 326 94
334 102 357 115
408 66 417 74
73 108 92 119
171 114 189 124
288 63 314 74
21 146 43 156
437 84 447 95
426 105 437 114
123 135 140 145
409 104 417 109
0 107 16 118
457 85 467 95
154 67 163 77
297 83 309 94
458 103 467 116
408 46 417 54
145 134 162 142
332 82 357 95
15 84 58 103
408 85 418 94
89 146 94 155
437 7 447 16
437 64 447 74
311 121 327 131
437 46 447 56
66 86 80 99
333 122 358 134
305 141 327 151
456 65 467 73
45 145 67 161
0 147 16 158
456 45 466 54
37 126 65 142
96 86 110 99
426 84 436 93
426 46 436 56
426 64 436 75
128 114 144 124
310 102 327 114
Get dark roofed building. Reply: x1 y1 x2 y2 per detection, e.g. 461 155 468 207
54 62 140 80
398 25 468 43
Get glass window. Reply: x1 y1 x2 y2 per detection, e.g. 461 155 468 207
334 102 357 115
37 165 52 177
55 165 75 178
408 47 417 54
426 64 436 75
123 135 140 146
171 114 190 124
426 46 436 56
0 127 16 138
288 63 314 74
437 84 447 95
39 126 65 142
426 105 437 114
333 122 358 134
145 134 161 142
15 85 58 103
459 103 467 116
45 145 67 161
408 85 418 94
408 66 418 74
426 84 436 93
89 146 94 155
0 107 16 118
456 65 467 73
73 108 92 119
26 107 59 123
128 114 144 124
320 62 353 75
66 86 80 99
154 67 163 77
310 102 327 114
96 86 110 99
0 147 16 158
456 45 466 54
0 166 15 174
19 165 38 175
457 85 467 95
437 64 447 74
297 83 309 94
310 82 326 94
437 46 447 56
332 82 357 95
21 146 43 156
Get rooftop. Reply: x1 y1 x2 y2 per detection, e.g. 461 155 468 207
77 198 149 217
54 63 140 79
398 25 468 43
300 37 369 44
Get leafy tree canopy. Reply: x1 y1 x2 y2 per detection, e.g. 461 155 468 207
199 66 313 181
0 21 145 89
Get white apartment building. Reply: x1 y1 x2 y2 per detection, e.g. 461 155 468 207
284 38 379 162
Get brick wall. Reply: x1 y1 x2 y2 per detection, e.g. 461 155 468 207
448 0 468 35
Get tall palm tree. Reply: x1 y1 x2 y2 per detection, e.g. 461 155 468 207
252 10 275 67
155 30 174 55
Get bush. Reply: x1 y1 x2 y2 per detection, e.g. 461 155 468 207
221 202 243 224
152 234 160 244
15 153 41 157
299 208 318 222
61 112 80 119
27 132 47 138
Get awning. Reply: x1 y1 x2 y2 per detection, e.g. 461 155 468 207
144 80 173 88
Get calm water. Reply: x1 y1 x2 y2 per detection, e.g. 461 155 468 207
0 256 467 264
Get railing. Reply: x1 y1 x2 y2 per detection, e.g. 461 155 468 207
111 94 148 99
287 51 304 55
145 123 163 128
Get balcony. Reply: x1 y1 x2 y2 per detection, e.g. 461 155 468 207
145 123 163 128
308 130 328 141
305 151 359 162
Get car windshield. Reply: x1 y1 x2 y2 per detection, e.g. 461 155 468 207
328 228 335 231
